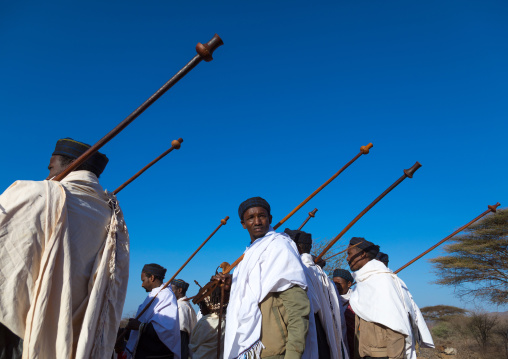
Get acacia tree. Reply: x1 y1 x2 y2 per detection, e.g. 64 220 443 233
311 237 349 277
430 208 508 306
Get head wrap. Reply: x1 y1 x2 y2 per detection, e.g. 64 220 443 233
52 138 109 176
142 263 167 279
333 268 354 283
284 228 312 245
349 237 380 257
376 252 389 266
171 279 190 292
238 196 271 220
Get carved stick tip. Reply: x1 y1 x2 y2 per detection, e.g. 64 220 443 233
171 139 183 149
221 216 230 225
488 202 501 212
196 34 224 62
360 143 373 154
404 161 422 178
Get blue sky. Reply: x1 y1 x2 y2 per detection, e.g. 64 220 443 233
1 0 507 315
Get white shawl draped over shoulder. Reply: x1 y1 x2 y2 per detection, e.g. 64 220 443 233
349 260 434 359
0 171 130 359
224 229 308 359
301 253 347 359
126 285 181 359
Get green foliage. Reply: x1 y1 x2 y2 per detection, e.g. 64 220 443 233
432 322 452 339
420 305 468 322
430 208 508 306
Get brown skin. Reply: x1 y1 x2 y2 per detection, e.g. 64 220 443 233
333 276 352 295
346 245 371 272
241 207 272 244
171 284 184 300
125 272 163 330
47 155 73 180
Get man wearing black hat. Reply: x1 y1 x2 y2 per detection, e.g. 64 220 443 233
124 264 181 359
0 138 129 359
171 279 197 359
222 197 312 359
346 238 434 359
332 269 355 359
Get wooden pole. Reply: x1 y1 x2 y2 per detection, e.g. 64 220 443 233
54 34 223 182
298 208 318 230
394 203 500 274
113 138 183 195
314 161 422 263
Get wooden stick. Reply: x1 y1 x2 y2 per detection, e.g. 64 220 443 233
314 161 422 263
217 284 225 359
117 215 229 342
113 138 183 195
54 34 223 182
272 143 373 230
298 208 318 230
323 241 361 261
394 203 500 274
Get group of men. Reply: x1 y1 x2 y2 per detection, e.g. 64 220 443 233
0 138 434 359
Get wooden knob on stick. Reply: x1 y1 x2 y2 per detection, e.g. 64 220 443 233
360 143 373 154
172 138 183 149
488 202 500 212
403 161 422 178
196 34 224 62
221 216 230 225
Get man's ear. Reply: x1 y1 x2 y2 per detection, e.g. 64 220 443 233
241 220 246 229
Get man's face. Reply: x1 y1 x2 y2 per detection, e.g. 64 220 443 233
333 277 352 295
141 272 155 292
171 284 183 299
47 155 71 180
241 207 272 242
346 245 366 272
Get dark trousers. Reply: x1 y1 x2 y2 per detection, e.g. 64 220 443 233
0 323 23 359
180 330 189 359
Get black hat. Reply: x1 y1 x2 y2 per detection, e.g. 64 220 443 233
376 252 389 266
349 237 380 257
142 263 167 279
333 268 354 283
171 279 190 292
284 228 312 245
52 138 109 176
238 197 271 220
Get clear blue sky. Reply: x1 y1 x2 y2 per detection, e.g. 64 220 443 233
1 0 507 315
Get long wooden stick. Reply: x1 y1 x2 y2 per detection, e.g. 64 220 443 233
113 138 183 195
298 208 318 230
224 143 373 275
54 35 223 182
394 203 500 274
323 241 361 261
314 161 422 263
118 216 229 343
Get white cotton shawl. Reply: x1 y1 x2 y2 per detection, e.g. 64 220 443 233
177 296 197 335
349 260 434 359
126 285 181 359
189 313 226 359
301 254 347 359
224 229 308 359
0 171 130 359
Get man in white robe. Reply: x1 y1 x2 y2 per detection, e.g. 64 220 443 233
284 229 347 359
346 237 434 359
125 264 181 359
0 138 129 359
221 197 314 359
171 279 197 359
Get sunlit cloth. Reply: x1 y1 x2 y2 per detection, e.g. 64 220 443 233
189 313 226 359
177 297 197 335
0 170 130 359
224 228 307 359
349 260 434 359
126 285 181 359
301 253 347 359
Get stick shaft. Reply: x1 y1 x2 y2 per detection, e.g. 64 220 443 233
298 208 318 230
394 203 500 274
314 161 421 262
54 35 223 182
113 138 183 195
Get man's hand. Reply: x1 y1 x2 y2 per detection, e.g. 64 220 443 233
212 272 232 291
125 318 141 330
